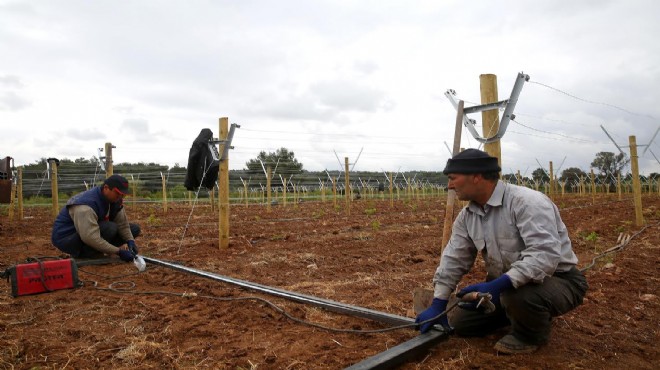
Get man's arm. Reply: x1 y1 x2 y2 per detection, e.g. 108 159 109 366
69 205 120 254
113 208 134 243
433 211 478 299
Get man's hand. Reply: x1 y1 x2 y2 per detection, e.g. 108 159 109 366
127 240 139 255
117 249 136 262
457 274 513 306
415 298 450 333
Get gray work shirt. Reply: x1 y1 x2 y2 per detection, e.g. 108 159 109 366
433 180 578 299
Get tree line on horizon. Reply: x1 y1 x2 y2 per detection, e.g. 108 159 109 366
9 148 658 198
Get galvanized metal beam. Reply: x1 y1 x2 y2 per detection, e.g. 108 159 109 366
345 330 449 370
143 256 413 326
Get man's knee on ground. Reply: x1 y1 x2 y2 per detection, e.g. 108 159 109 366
130 223 141 238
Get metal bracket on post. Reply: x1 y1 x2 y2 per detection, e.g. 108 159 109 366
445 72 529 144
97 148 106 171
208 123 240 166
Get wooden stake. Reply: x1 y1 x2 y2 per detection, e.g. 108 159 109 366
161 172 168 213
389 172 393 208
49 159 59 218
442 100 464 251
244 181 248 207
332 177 337 208
8 180 15 221
549 161 554 201
590 169 596 205
345 157 350 215
629 136 644 226
267 166 272 213
219 117 230 249
17 167 23 220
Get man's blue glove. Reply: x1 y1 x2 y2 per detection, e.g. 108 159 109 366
127 240 139 255
415 298 450 333
457 274 513 307
117 249 136 262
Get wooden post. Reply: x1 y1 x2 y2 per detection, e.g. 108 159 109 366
579 175 585 195
480 74 501 168
105 142 114 177
8 180 15 221
344 157 350 215
590 169 596 204
49 159 59 218
629 136 644 226
267 166 272 213
332 177 337 208
219 117 230 249
321 182 326 202
516 170 521 186
442 100 464 251
210 187 215 212
130 174 136 210
549 161 554 200
281 175 287 207
17 167 23 220
244 182 248 207
389 172 394 208
160 172 168 213
617 173 622 200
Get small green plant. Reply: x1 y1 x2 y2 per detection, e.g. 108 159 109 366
312 209 325 219
371 220 381 231
585 231 598 252
270 234 287 241
146 213 162 226
364 207 377 216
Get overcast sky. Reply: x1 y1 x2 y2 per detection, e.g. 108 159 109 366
2 0 659 176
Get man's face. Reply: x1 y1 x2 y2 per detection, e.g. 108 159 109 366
447 173 478 201
103 185 126 204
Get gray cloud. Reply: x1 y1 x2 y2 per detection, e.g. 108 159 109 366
310 80 387 113
65 128 106 141
0 91 30 111
121 118 150 136
0 75 23 88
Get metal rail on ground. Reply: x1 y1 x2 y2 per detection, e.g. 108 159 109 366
143 256 412 326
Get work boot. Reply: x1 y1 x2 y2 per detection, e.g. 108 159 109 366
493 334 539 354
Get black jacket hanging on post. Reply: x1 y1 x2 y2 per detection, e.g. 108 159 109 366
184 129 219 191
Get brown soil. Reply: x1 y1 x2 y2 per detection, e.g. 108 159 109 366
1 194 658 369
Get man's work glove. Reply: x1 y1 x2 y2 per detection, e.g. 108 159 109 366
117 249 136 262
415 298 450 333
457 274 513 308
127 240 139 255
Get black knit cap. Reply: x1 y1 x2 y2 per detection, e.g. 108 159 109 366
443 148 501 175
104 174 130 195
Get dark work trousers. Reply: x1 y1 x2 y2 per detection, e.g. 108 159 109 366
450 267 588 345
55 221 141 258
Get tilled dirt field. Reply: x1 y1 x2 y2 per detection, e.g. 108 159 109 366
0 193 658 369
